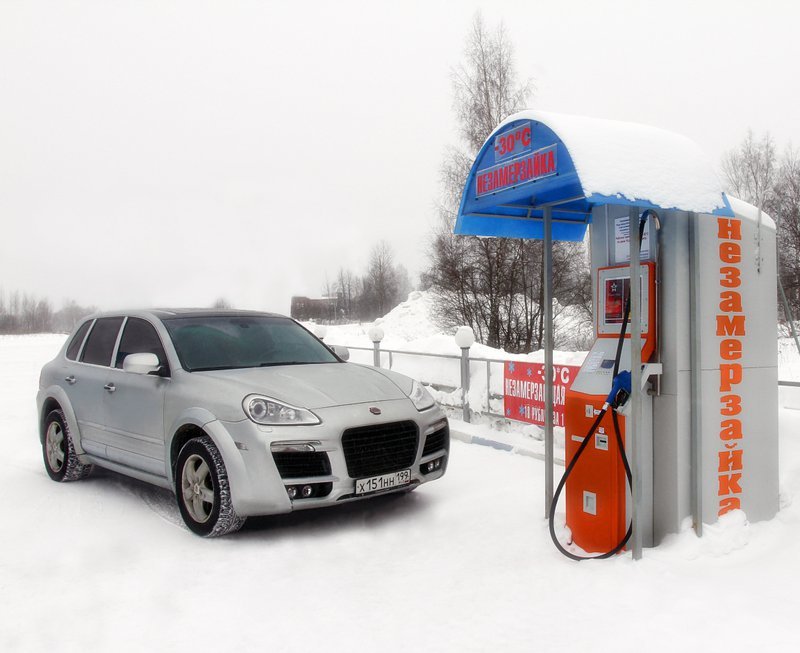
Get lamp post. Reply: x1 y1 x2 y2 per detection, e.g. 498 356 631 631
455 326 475 423
368 325 384 368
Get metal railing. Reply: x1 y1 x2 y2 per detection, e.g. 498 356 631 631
336 343 512 422
330 340 800 422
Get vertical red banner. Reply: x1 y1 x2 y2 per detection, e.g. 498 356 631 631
503 361 580 427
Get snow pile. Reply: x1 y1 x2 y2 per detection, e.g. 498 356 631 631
319 291 586 407
318 290 587 363
657 512 752 559
498 109 727 214
373 290 442 344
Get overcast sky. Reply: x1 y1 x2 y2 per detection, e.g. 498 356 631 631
2 0 798 314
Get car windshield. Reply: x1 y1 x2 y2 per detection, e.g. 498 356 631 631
163 315 338 372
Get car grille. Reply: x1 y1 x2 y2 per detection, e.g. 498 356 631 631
342 420 419 478
272 452 332 479
422 423 449 457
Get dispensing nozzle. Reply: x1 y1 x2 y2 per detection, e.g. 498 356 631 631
607 370 632 410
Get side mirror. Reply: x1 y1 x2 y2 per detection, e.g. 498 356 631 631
123 352 161 375
332 345 350 361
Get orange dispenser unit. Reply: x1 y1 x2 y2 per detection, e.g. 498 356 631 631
563 262 657 553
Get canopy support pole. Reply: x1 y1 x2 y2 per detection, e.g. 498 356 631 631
689 211 704 536
629 207 644 560
544 206 555 518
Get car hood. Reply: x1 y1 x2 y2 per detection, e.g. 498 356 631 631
196 362 409 409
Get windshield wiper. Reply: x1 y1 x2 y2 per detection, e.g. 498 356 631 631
192 361 331 371
190 365 245 372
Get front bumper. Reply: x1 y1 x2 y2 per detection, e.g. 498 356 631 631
215 399 449 517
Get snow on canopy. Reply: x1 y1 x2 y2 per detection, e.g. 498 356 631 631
727 194 777 230
496 109 729 215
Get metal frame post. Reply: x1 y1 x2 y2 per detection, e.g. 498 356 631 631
369 326 384 369
629 207 643 560
461 347 471 423
544 206 554 518
688 212 703 536
486 360 491 414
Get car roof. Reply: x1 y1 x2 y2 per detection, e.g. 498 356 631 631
84 308 287 321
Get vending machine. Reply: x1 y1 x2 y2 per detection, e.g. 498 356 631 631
556 213 657 556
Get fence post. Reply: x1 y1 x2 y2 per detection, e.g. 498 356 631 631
368 325 384 368
455 326 475 423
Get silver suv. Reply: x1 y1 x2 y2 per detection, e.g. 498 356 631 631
37 309 449 536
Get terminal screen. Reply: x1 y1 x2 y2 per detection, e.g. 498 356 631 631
604 277 630 324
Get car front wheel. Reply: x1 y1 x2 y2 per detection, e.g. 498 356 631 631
42 409 93 482
175 435 245 537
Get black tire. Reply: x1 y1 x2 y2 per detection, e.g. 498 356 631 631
175 436 245 537
42 409 93 482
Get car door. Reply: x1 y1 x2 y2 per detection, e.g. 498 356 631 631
102 317 170 477
71 316 125 458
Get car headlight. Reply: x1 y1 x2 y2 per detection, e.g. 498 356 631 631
409 379 435 411
243 395 321 426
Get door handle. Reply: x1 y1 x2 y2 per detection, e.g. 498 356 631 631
65 376 77 385
104 383 116 393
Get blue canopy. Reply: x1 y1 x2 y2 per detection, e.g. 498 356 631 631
454 111 734 241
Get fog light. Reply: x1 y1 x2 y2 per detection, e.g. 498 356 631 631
287 486 297 499
427 461 436 473
302 485 314 498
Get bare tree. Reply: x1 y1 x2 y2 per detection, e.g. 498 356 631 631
771 148 800 315
360 241 400 319
53 299 97 332
0 291 54 333
452 13 534 154
721 130 777 207
395 264 413 303
426 14 540 351
211 297 232 309
425 14 593 353
336 267 356 319
722 131 800 319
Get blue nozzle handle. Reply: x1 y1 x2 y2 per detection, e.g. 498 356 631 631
607 370 632 407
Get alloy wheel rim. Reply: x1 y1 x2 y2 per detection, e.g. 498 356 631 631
181 454 215 523
45 422 65 472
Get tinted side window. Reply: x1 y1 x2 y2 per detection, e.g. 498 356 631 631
115 318 168 372
66 320 93 361
80 317 124 367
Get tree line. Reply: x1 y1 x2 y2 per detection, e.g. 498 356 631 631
0 290 96 335
302 240 412 323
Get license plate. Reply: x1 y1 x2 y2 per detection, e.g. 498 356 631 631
355 469 411 496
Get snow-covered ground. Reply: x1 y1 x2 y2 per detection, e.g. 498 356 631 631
3 332 800 651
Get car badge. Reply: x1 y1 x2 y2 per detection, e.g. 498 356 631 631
369 407 382 415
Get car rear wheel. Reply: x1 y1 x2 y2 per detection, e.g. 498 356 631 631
42 409 93 482
175 436 245 537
